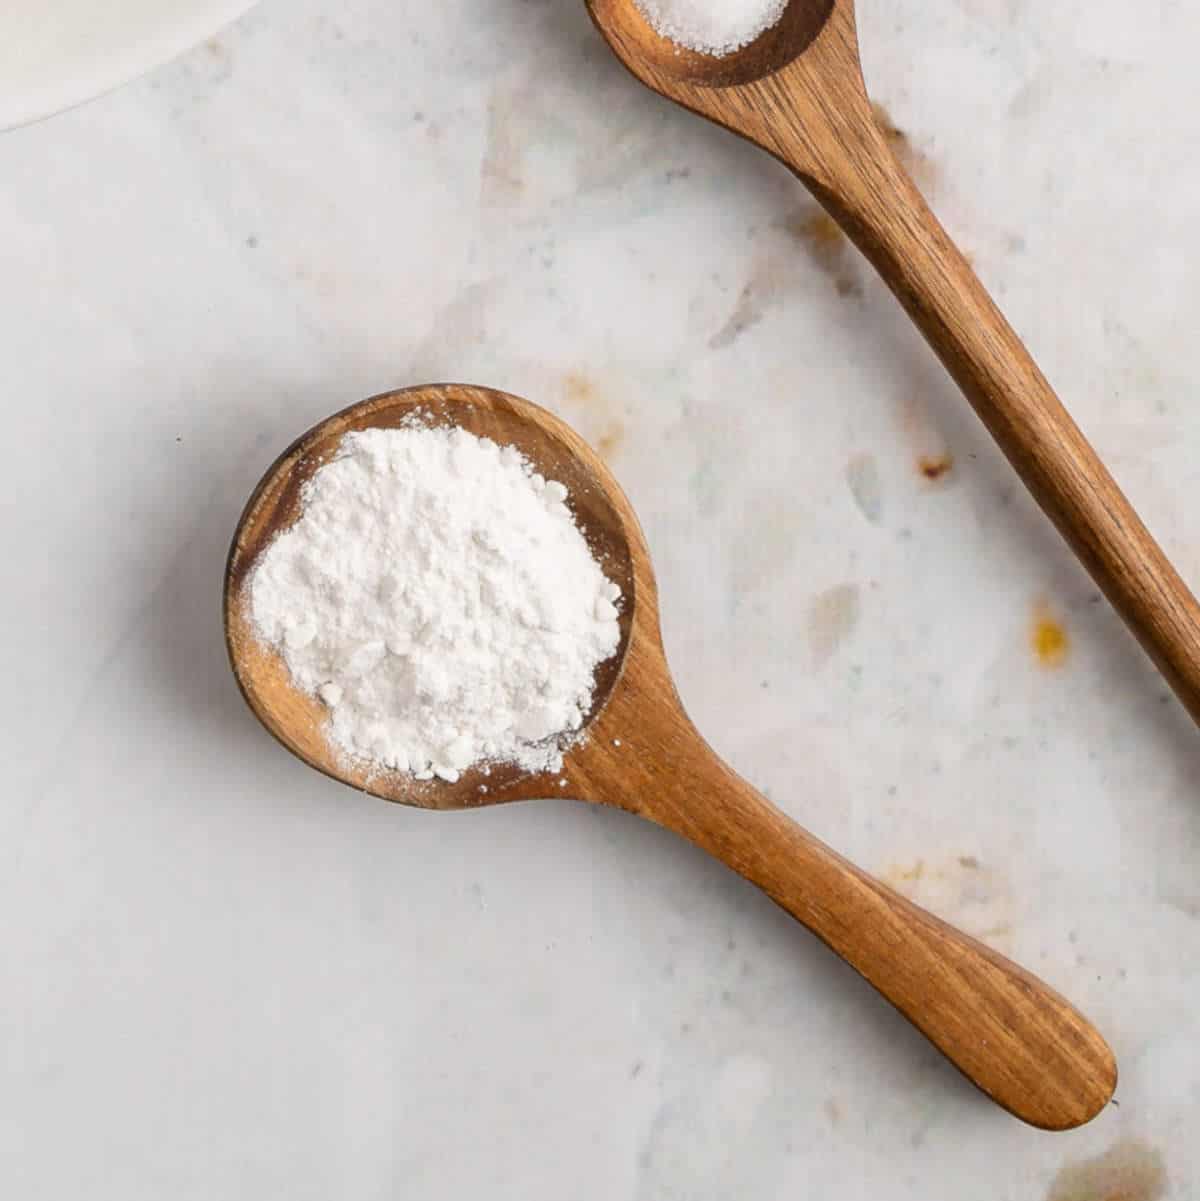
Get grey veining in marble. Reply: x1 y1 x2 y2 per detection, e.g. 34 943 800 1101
3 2 1200 1197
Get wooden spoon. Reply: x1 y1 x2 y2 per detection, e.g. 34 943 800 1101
584 0 1200 725
225 383 1116 1131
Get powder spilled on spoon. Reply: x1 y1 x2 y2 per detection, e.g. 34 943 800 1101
248 423 622 783
634 0 787 55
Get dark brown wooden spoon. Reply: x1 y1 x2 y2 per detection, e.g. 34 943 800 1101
225 383 1116 1131
585 0 1200 725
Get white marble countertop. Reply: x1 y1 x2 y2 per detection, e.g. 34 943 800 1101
4 2 1200 1197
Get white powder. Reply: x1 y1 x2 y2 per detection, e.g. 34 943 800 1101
248 424 622 782
635 0 787 55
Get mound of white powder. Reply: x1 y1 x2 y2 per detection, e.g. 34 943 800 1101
635 0 787 55
248 424 622 782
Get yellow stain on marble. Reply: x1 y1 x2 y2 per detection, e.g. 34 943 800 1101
881 856 1013 950
1032 604 1070 669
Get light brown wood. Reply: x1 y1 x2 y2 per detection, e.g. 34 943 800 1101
585 0 1200 723
226 385 1117 1131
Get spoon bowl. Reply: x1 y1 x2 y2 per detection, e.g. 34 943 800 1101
587 0 836 87
226 383 1116 1130
225 384 642 810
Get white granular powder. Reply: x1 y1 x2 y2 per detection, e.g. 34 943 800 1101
248 424 622 783
635 0 787 55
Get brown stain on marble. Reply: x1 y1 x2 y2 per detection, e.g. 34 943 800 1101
808 584 861 669
873 101 935 186
596 427 624 459
918 453 954 483
564 372 594 404
1032 604 1070 669
784 211 862 298
897 394 954 484
709 277 769 348
787 210 843 251
1046 1139 1166 1201
562 372 626 462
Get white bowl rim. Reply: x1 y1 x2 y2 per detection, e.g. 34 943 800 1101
1 0 260 132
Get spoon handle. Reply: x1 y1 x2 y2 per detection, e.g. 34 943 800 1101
789 113 1200 722
637 734 1116 1130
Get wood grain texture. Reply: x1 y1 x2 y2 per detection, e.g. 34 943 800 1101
226 385 1116 1131
585 0 1200 723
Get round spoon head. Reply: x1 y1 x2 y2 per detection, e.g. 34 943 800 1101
585 0 838 88
224 384 663 811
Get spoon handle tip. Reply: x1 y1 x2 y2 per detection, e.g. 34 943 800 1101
634 726 1116 1130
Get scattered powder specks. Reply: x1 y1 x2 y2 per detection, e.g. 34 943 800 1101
635 0 787 55
249 424 622 781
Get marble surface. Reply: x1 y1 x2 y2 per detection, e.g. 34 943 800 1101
4 2 1200 1197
